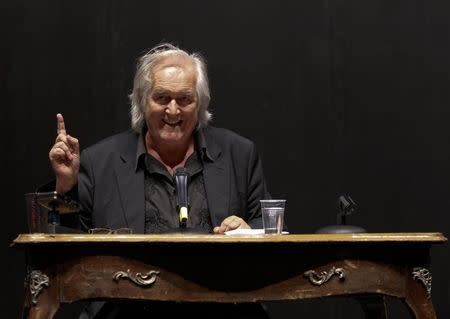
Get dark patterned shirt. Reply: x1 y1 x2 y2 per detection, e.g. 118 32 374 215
136 131 213 234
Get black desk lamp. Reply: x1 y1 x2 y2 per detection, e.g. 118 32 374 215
316 195 366 234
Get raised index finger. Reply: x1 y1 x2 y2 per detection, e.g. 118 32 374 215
56 113 67 135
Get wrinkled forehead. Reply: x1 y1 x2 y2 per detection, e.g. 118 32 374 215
152 54 197 79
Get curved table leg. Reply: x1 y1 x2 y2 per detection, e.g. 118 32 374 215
404 284 436 319
403 271 436 319
27 294 60 319
26 274 60 319
28 304 60 319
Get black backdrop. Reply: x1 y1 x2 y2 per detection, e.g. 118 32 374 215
1 0 449 318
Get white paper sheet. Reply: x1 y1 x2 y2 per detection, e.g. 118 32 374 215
224 229 289 235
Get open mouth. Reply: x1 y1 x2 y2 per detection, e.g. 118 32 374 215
163 119 182 127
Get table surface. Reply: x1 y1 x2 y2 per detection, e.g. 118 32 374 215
12 232 447 245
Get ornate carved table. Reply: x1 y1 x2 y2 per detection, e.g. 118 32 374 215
12 232 446 319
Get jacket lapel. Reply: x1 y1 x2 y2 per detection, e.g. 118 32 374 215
114 132 145 233
202 129 230 227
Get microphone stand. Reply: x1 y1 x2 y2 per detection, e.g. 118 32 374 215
163 168 209 235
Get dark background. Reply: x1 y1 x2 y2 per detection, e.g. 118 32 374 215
1 0 449 318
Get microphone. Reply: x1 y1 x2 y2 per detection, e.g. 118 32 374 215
173 167 190 228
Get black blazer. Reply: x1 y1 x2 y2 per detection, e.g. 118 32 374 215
77 126 269 232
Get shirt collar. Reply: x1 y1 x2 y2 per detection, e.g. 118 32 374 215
135 128 214 171
135 130 147 171
195 128 214 162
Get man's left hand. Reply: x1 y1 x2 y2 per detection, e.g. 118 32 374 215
213 215 250 234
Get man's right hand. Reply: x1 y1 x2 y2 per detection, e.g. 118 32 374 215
49 113 80 193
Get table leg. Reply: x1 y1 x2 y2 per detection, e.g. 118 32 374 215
25 273 60 319
27 295 60 319
404 282 436 319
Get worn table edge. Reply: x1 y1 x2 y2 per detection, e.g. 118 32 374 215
11 232 447 246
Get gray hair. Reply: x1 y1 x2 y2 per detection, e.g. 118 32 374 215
129 43 212 132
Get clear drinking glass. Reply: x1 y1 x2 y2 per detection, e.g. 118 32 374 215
260 199 286 234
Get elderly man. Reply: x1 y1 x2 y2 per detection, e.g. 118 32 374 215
50 43 270 236
48 44 271 318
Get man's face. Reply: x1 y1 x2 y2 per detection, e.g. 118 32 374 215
145 57 198 148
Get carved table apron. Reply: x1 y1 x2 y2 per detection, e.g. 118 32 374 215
12 233 447 319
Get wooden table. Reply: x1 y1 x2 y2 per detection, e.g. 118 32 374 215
12 232 446 319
